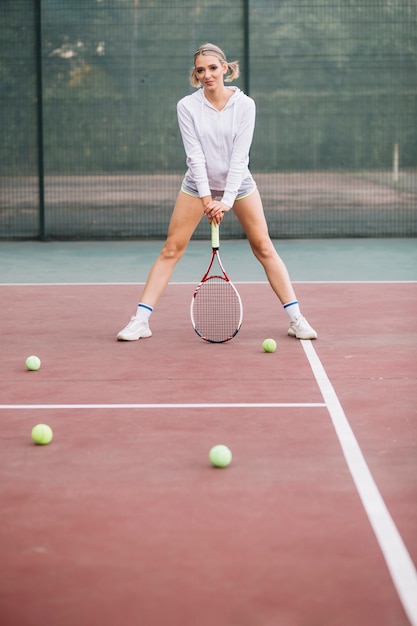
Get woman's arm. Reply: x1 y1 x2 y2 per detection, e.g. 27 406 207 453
222 98 256 208
177 99 212 201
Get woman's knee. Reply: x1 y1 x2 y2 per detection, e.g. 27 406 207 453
159 238 187 262
250 236 276 261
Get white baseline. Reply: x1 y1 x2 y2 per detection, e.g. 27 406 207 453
0 402 324 410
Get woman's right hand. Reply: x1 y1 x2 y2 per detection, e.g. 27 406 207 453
203 200 230 225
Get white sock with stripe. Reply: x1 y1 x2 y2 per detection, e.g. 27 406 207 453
283 300 301 322
135 303 153 321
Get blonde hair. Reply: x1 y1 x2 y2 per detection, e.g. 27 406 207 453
190 43 240 88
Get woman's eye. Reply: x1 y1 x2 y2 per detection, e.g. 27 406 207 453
196 66 218 73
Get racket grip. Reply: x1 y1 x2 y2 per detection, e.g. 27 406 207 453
211 221 220 249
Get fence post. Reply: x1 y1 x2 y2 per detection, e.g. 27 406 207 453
393 143 399 183
34 0 46 240
243 0 250 95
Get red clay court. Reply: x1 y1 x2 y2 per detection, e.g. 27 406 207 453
1 274 416 626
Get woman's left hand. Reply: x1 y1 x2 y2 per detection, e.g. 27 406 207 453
203 200 230 225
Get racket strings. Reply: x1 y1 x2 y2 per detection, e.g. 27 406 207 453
192 277 242 343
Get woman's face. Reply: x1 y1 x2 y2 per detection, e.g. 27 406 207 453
194 54 227 90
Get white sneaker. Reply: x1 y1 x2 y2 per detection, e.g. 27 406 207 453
288 315 317 340
117 317 152 341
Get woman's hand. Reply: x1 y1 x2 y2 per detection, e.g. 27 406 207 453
203 200 230 225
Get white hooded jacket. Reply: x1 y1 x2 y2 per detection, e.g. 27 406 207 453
177 86 256 208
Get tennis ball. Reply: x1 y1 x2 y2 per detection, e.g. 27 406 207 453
26 355 41 371
262 338 276 353
31 424 53 445
209 444 232 468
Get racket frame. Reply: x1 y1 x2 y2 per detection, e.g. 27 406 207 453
190 221 243 343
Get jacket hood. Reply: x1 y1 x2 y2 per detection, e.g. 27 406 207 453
196 86 244 107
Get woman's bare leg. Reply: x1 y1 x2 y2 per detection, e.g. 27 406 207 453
233 189 296 305
233 189 317 338
117 192 203 340
139 191 204 307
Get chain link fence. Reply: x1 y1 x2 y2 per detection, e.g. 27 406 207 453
1 0 416 239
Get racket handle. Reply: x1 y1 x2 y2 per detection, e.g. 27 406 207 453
211 221 220 249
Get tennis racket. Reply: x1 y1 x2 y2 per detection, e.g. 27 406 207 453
190 221 243 343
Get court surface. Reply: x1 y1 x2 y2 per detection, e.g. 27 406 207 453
1 238 416 626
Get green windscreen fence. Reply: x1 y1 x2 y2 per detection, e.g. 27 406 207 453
1 0 416 239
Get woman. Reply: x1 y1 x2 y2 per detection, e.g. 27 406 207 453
117 43 317 341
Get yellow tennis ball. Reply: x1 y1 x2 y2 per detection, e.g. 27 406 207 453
209 444 232 468
262 338 276 353
26 355 41 371
31 424 53 445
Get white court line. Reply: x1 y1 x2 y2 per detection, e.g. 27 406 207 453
1 280 416 286
0 402 325 410
301 340 417 626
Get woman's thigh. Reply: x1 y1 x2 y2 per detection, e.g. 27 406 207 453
165 191 205 247
232 189 271 243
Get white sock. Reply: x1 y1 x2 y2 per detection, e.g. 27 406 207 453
135 303 153 321
283 300 301 322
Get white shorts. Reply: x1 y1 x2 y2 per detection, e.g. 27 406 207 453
181 174 257 202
